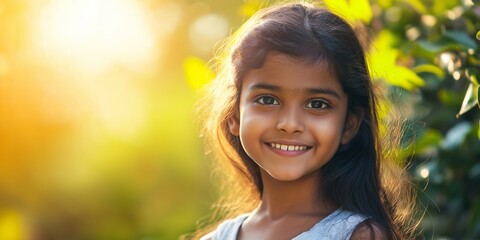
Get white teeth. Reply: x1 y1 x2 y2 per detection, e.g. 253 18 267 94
269 143 308 151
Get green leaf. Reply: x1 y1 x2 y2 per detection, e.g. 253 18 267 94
467 196 480 234
457 83 480 117
377 0 393 8
466 69 479 85
433 0 460 16
405 0 427 14
183 56 215 90
324 0 352 23
414 129 442 155
391 66 425 89
444 31 478 50
416 40 453 55
470 163 480 178
417 41 443 53
468 55 480 66
374 30 398 50
350 0 372 23
474 75 479 85
368 30 423 90
416 39 474 56
439 89 464 106
412 64 445 78
324 0 372 24
478 120 480 140
441 122 473 150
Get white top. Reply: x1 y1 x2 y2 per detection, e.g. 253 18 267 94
201 209 368 240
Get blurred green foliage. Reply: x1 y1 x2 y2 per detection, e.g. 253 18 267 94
342 0 480 238
326 0 480 238
383 0 480 238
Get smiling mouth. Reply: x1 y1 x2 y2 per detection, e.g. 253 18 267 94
268 143 312 151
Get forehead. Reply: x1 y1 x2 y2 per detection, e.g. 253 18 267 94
242 53 344 94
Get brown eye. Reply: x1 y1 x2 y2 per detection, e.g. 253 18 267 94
306 99 329 109
256 96 279 105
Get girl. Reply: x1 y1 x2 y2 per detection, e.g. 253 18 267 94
195 1 417 239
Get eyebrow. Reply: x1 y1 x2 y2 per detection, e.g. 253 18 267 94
307 87 341 99
249 83 341 99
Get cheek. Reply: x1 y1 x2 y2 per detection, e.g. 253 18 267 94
238 109 266 159
309 114 346 142
239 108 269 133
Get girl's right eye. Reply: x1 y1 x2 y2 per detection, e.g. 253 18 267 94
255 96 279 105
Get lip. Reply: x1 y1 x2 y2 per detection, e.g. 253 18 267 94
264 140 312 157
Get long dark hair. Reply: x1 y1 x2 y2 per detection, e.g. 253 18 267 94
195 2 416 239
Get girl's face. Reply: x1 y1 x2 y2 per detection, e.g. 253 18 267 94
228 52 360 181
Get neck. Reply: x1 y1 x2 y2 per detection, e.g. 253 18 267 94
256 169 336 219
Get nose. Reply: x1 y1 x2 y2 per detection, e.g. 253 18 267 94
276 105 305 134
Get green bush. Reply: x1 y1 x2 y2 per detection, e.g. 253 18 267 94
365 0 480 238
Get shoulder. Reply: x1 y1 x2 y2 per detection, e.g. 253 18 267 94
298 209 368 239
199 231 213 240
350 220 387 240
199 214 249 240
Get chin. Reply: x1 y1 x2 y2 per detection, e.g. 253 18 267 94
264 166 321 182
268 170 305 182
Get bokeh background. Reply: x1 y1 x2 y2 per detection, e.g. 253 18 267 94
0 0 479 239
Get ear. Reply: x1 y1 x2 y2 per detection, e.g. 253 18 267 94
227 113 240 136
341 110 364 144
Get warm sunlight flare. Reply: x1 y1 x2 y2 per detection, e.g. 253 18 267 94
25 0 161 140
420 168 430 179
32 0 156 74
189 13 229 55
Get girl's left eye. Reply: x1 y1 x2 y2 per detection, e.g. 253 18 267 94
255 96 279 105
306 99 330 109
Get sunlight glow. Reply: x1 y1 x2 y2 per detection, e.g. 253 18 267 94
406 27 420 41
189 14 229 54
0 54 9 76
95 73 148 140
439 52 455 73
464 0 474 7
32 0 156 74
420 168 430 179
446 7 464 20
453 70 461 80
421 15 436 27
0 210 27 240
